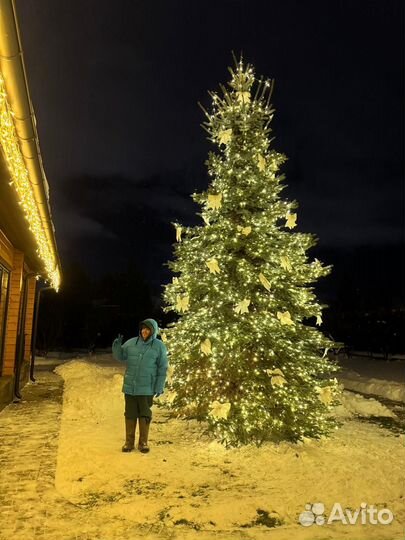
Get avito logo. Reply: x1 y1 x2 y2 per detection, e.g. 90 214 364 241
299 502 393 526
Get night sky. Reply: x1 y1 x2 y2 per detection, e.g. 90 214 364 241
16 1 403 302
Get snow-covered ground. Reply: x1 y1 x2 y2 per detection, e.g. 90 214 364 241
50 354 405 539
334 353 405 402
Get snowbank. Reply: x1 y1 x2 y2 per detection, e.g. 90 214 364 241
333 389 397 419
334 354 405 403
55 359 124 422
54 359 405 539
338 370 405 403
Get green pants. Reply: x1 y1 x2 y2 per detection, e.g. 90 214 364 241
124 394 153 422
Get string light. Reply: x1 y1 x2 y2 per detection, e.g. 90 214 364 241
0 74 60 290
161 59 341 447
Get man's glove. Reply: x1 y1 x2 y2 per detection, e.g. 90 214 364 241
154 391 163 398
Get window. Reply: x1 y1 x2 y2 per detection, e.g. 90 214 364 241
0 264 10 374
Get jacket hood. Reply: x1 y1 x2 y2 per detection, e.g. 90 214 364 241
139 318 159 341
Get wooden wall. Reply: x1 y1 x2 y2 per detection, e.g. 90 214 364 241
0 231 37 377
2 250 24 376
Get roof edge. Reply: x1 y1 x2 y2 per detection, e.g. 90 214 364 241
0 0 62 289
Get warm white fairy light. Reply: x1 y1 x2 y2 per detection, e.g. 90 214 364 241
162 59 342 447
0 73 60 290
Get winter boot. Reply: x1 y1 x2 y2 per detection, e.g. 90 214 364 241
138 417 151 453
122 418 137 452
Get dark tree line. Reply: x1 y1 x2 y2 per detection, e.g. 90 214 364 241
36 261 158 353
315 245 405 355
36 244 404 355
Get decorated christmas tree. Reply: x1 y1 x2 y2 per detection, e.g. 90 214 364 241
162 57 342 447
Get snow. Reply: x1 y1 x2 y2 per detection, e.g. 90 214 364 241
338 370 405 403
49 355 405 539
333 387 397 418
335 354 405 403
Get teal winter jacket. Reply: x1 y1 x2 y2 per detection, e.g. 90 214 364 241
112 318 168 396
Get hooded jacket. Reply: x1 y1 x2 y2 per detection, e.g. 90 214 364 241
112 318 168 396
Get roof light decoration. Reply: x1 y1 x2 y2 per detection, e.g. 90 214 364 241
0 73 60 290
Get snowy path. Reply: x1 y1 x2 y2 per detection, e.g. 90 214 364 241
0 372 161 539
0 357 404 540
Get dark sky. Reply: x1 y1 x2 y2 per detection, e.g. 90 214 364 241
16 0 403 300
